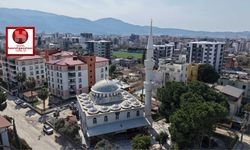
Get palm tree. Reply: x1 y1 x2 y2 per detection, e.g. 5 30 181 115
16 72 26 93
38 88 48 113
25 77 36 99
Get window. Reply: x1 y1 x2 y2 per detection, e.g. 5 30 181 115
136 110 140 117
30 66 33 70
101 74 104 78
57 72 59 77
30 72 33 76
79 78 82 82
243 85 246 89
93 118 97 124
78 66 81 70
78 72 81 77
104 116 108 122
127 112 130 118
36 71 39 74
41 70 44 74
22 67 25 71
60 73 62 78
37 76 40 79
90 76 92 79
60 79 62 84
79 84 82 88
115 112 120 120
101 68 104 73
61 86 63 90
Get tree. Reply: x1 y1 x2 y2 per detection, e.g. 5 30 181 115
25 77 36 96
157 81 188 120
169 100 227 149
157 81 229 121
197 64 220 83
132 135 151 150
243 103 250 112
38 88 48 112
109 65 116 78
155 132 168 149
94 139 116 150
55 118 65 130
15 72 26 93
0 89 7 111
59 122 81 142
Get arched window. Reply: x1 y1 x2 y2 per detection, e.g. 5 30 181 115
104 116 108 122
115 112 120 120
127 112 130 118
136 110 140 117
93 118 97 124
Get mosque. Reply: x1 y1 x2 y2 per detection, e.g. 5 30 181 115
76 21 155 139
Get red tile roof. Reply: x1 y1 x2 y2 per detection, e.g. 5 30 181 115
0 115 11 129
96 57 109 62
23 91 38 97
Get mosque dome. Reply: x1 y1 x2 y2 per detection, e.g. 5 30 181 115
91 80 120 93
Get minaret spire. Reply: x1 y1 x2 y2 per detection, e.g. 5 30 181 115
144 20 154 124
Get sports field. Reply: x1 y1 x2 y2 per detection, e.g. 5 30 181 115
112 51 143 59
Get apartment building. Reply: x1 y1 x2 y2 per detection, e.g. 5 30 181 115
153 44 174 68
85 40 112 60
2 55 46 88
46 55 109 100
187 41 225 72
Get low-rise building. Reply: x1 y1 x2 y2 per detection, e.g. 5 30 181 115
186 63 199 82
46 56 109 100
154 56 188 88
0 115 11 149
218 70 250 100
214 85 244 117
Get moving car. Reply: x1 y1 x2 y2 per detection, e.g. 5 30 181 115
43 124 53 135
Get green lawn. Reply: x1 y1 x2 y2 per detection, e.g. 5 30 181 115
112 51 143 59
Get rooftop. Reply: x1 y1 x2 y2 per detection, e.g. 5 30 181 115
189 41 225 44
0 115 11 129
47 56 108 66
215 85 244 99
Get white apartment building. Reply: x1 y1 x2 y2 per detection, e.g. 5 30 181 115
187 41 225 72
46 56 109 100
2 55 46 88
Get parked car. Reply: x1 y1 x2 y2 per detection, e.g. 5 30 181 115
20 102 28 108
43 124 53 135
15 99 23 105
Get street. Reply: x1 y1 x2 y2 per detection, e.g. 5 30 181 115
0 95 75 150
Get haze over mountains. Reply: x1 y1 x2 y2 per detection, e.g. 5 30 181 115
0 8 249 38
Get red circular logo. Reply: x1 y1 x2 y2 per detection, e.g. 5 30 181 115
12 28 28 44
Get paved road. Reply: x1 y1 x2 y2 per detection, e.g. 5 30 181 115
0 95 75 150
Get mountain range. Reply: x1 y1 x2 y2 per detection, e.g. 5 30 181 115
0 8 250 38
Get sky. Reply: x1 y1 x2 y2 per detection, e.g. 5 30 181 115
0 0 250 32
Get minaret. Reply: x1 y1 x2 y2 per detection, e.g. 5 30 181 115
144 20 154 123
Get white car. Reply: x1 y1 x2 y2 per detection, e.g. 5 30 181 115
15 99 23 105
43 124 53 135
